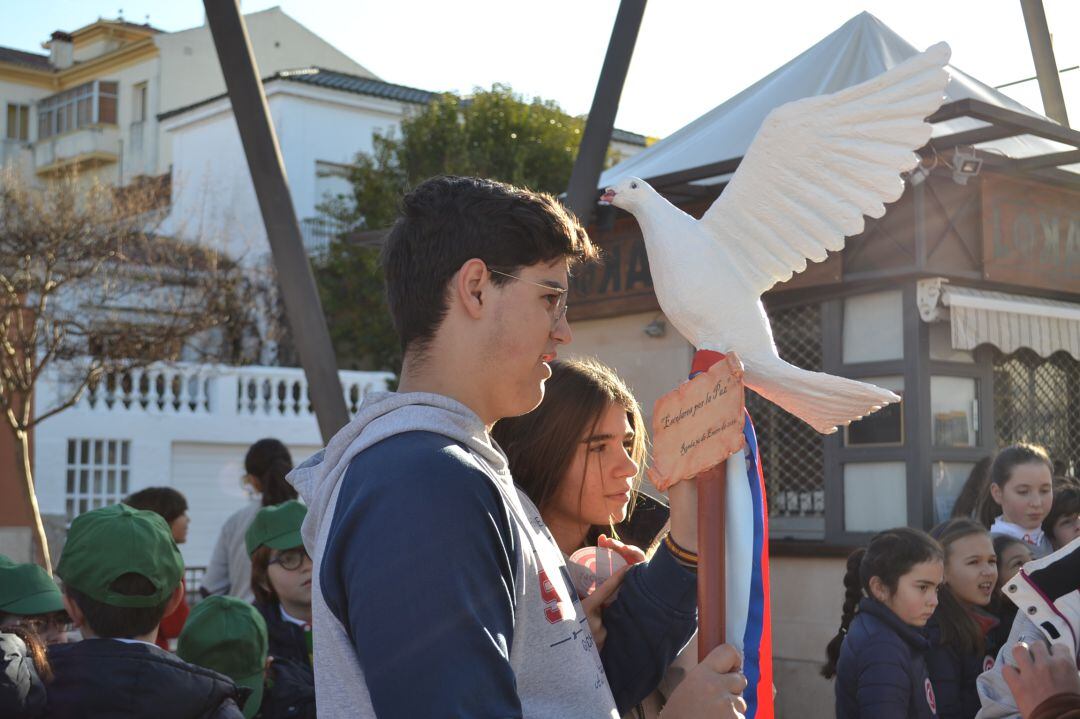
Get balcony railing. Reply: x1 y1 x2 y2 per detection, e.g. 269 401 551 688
34 125 120 174
48 361 392 420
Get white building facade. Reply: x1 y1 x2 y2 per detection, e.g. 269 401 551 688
33 362 391 568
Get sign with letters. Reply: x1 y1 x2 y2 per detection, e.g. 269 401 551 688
648 353 746 491
982 175 1080 293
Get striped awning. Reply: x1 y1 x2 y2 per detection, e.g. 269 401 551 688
918 279 1080 358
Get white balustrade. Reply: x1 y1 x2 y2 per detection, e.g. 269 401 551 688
47 361 391 421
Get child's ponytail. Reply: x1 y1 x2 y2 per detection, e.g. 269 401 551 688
822 548 865 679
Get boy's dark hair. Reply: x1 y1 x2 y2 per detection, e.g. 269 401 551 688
123 487 188 524
1043 476 1080 538
930 518 993 656
245 438 297 507
65 573 172 638
381 175 597 355
822 527 942 678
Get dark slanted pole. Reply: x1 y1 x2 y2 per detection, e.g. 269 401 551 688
564 0 647 222
1019 0 1070 127
203 0 349 442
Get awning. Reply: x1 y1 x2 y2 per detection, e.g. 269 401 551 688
917 279 1080 358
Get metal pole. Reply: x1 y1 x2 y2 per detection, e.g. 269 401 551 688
1019 0 1070 127
202 0 349 442
564 0 647 222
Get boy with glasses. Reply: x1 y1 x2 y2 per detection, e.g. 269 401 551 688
246 500 313 668
291 176 746 718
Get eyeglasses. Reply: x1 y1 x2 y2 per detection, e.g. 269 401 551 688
269 547 310 571
489 268 569 325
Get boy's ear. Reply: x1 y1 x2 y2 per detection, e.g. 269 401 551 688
456 259 490 320
163 582 185 616
62 593 85 629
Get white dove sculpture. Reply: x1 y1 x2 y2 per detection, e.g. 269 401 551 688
600 42 952 434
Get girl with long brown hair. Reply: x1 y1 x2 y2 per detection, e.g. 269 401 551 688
492 357 699 718
925 518 1001 719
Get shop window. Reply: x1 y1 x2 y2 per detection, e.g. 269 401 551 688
844 375 904 447
65 438 130 521
929 322 974 363
995 348 1080 475
843 462 907 532
931 376 978 448
932 461 977 524
745 303 825 527
842 290 904 363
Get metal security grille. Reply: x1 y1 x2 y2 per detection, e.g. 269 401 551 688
745 303 827 519
994 348 1080 475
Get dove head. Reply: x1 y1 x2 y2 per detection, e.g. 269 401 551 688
599 177 651 213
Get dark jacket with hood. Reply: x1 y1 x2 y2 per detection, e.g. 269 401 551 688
40 638 245 718
835 598 938 719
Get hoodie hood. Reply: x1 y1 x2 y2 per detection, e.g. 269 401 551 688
289 391 510 551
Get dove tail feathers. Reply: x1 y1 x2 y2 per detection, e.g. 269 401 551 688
743 358 900 435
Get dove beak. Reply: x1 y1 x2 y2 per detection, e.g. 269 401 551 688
598 189 616 205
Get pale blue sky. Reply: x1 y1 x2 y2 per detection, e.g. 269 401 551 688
3 1 1078 137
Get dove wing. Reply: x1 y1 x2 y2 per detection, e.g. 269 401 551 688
699 42 951 296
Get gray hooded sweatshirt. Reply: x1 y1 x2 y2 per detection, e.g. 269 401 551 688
289 391 623 718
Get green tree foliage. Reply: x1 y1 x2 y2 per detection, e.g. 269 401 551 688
313 84 593 373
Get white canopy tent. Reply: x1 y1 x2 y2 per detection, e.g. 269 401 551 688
600 11 1079 191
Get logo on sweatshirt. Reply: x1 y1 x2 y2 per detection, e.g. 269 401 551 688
538 569 565 624
925 677 937 714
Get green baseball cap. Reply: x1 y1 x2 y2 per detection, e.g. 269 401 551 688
245 500 306 556
0 555 65 615
56 504 184 608
178 596 267 719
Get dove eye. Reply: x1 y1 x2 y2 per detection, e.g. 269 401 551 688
630 182 638 189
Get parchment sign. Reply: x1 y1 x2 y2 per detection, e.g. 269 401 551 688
648 353 746 491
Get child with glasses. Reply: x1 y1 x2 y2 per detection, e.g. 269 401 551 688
0 555 74 645
246 501 312 668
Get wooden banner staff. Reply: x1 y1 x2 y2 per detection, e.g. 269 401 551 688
688 348 733 662
697 460 727 661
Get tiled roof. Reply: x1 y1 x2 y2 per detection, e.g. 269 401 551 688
610 128 647 147
0 45 53 71
277 68 436 105
158 67 649 145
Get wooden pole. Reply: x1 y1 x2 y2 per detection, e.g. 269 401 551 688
1019 0 1070 127
202 0 350 443
697 460 727 661
564 0 647 222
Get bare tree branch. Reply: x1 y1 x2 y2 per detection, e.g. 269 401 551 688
0 168 256 568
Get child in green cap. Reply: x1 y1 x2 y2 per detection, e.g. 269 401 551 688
0 556 72 645
33 503 247 718
178 595 315 719
245 500 313 668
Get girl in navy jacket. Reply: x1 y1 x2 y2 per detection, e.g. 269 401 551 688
925 519 1001 719
823 527 944 719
